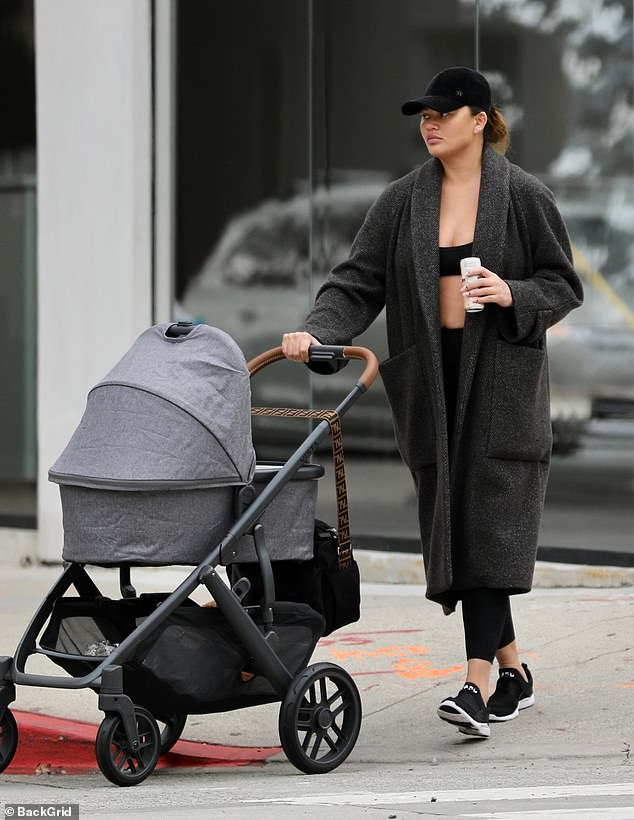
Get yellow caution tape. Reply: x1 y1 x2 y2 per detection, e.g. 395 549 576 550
571 243 634 333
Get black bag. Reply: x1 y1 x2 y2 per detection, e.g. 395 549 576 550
310 519 361 635
232 519 360 637
41 595 324 716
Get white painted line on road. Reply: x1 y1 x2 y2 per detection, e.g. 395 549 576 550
463 809 634 820
245 782 634 807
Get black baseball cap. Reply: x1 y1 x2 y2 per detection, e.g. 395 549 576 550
401 66 491 116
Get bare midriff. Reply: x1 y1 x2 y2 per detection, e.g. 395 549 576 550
437 168 481 329
440 276 466 329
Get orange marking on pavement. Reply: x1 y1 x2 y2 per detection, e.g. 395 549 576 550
391 658 463 680
329 644 462 680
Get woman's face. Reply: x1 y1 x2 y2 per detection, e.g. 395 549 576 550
419 106 487 159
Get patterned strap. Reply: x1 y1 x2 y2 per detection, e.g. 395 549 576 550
250 407 352 570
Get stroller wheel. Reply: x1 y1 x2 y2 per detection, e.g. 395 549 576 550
158 713 187 756
0 707 18 773
95 706 160 786
278 662 362 774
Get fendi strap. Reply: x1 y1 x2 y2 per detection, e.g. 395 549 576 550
250 407 352 570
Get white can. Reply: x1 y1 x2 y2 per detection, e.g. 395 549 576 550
460 256 484 313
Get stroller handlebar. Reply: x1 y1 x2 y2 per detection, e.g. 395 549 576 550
248 345 379 390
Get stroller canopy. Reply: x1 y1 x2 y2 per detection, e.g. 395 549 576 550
49 324 256 491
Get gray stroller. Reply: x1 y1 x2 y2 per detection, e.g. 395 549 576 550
0 322 378 786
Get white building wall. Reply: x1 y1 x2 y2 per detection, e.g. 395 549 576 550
35 0 153 561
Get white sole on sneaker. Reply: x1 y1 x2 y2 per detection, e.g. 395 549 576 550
489 693 536 722
437 701 491 738
458 724 490 738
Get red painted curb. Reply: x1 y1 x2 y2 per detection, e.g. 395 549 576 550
7 711 282 775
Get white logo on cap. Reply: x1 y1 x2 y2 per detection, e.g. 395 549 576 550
456 90 463 97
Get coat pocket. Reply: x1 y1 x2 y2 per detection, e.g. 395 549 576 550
379 343 436 469
487 339 552 462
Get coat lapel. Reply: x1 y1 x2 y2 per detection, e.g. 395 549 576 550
410 158 444 392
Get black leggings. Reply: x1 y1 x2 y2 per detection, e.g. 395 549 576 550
441 329 516 663
461 588 516 663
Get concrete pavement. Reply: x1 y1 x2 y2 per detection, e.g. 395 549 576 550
0 558 633 816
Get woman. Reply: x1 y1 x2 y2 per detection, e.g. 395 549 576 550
282 66 583 738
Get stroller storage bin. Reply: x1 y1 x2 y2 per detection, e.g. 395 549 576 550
40 595 325 717
228 461 325 563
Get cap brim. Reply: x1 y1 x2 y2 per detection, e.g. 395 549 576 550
401 96 464 116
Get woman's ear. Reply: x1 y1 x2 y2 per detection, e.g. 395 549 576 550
474 112 488 133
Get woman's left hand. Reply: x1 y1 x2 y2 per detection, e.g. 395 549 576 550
462 266 513 308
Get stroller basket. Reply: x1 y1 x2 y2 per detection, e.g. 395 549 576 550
40 595 325 717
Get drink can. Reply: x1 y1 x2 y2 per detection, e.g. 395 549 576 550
460 256 484 313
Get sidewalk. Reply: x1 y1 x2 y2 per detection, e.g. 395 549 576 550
1 560 633 816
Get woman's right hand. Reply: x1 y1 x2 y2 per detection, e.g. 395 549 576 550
281 331 320 362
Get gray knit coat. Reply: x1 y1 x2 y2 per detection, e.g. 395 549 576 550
301 144 584 613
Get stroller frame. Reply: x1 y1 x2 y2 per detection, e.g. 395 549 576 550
0 340 378 785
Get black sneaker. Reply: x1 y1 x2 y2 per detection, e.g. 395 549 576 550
438 682 490 738
488 663 535 722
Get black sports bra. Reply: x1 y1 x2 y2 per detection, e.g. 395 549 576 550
439 242 473 277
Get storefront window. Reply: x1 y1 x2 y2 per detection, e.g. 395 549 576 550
177 0 633 555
